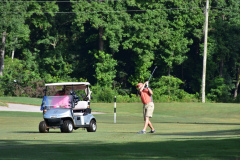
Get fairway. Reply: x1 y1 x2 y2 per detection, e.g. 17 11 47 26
0 103 239 159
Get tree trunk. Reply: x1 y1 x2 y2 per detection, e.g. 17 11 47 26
219 58 224 77
11 50 15 60
12 37 18 60
99 27 104 51
234 66 240 99
168 50 174 76
0 31 6 76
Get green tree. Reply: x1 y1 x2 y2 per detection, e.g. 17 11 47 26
158 0 204 77
122 1 167 85
26 1 74 82
94 51 117 86
0 1 30 76
0 55 41 96
206 0 240 101
72 0 131 86
72 0 130 53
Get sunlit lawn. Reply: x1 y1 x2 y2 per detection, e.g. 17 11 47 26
0 99 240 159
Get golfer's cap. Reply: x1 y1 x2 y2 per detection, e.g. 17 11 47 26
136 83 143 88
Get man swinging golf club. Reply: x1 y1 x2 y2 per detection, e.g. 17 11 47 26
136 81 155 134
136 66 157 134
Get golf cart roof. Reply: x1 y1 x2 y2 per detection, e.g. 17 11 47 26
45 82 90 91
45 82 90 86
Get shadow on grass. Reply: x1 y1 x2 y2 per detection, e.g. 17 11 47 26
155 129 240 137
11 131 63 134
11 128 240 138
0 138 240 159
159 121 240 126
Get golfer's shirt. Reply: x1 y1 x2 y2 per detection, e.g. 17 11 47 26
140 88 153 104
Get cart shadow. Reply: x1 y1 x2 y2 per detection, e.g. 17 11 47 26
11 131 62 134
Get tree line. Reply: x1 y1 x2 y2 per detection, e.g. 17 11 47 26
0 0 240 103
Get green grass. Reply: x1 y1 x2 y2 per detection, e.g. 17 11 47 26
0 98 240 159
0 96 42 105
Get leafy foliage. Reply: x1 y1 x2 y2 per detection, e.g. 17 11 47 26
0 56 42 97
151 76 198 102
0 1 30 58
91 84 116 103
0 0 240 102
207 77 235 102
94 51 117 87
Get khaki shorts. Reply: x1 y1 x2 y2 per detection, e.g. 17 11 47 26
143 102 154 118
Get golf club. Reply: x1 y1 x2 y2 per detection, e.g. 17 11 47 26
147 66 157 87
148 66 157 81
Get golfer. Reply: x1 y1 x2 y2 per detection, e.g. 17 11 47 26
136 81 155 134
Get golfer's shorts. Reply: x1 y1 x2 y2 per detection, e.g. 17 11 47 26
143 102 154 118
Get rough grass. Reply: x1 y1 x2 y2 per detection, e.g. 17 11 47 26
0 97 42 105
0 101 240 159
0 101 8 107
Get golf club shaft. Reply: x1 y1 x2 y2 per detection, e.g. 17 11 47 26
148 66 157 82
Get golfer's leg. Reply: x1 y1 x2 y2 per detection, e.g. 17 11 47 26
148 120 154 131
143 117 149 131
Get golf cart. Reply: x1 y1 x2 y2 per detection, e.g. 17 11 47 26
39 82 97 133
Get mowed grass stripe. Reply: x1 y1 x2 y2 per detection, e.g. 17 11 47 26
0 102 239 159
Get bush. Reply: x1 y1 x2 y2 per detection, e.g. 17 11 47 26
0 57 42 97
0 57 198 103
91 85 117 103
13 79 45 98
88 76 198 103
0 57 79 98
206 77 234 102
116 94 141 103
151 76 198 102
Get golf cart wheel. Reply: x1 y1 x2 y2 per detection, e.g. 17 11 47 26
87 120 97 132
39 121 49 133
62 120 73 133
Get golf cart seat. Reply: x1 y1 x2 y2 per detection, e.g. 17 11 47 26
73 101 88 110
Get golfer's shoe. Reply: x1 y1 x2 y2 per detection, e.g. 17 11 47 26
137 130 146 134
148 130 156 133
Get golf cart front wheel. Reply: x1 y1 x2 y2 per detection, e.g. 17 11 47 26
62 120 73 133
39 121 49 133
87 120 97 132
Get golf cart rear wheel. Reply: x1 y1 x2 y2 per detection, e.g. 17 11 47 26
87 120 97 132
39 121 49 133
62 120 73 133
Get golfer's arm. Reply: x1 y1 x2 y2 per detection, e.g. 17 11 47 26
148 88 153 95
139 86 144 92
139 83 146 92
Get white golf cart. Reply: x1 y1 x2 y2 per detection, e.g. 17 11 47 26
39 82 97 133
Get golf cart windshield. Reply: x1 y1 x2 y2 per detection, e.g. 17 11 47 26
42 95 73 109
41 82 92 111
